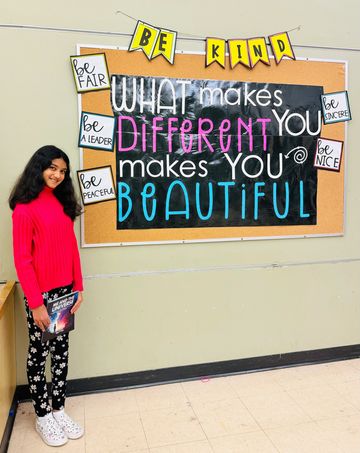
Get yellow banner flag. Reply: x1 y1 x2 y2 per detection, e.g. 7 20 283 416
206 38 226 68
248 37 270 67
269 32 295 64
228 39 251 68
129 21 160 60
152 29 177 64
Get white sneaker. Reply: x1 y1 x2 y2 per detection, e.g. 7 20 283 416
36 413 68 446
53 409 84 439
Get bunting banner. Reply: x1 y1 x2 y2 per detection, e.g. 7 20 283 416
128 21 160 60
228 39 251 68
205 38 226 68
248 37 270 67
269 32 296 64
129 20 297 69
152 28 177 64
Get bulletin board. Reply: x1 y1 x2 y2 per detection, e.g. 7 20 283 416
77 45 346 247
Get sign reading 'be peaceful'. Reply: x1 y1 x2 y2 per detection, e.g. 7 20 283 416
77 166 116 205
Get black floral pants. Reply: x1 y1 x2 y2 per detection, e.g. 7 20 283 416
24 284 72 417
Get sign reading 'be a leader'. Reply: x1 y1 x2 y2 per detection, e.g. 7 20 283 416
79 112 115 151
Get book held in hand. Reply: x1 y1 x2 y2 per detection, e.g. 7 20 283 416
41 291 78 342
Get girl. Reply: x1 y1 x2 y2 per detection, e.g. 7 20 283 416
9 145 84 447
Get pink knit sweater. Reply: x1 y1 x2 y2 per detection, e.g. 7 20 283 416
12 186 83 309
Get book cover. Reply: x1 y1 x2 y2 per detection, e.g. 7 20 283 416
41 291 78 342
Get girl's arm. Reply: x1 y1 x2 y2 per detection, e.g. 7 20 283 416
12 206 44 310
71 228 83 293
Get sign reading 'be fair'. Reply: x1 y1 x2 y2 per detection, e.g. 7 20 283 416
70 53 110 93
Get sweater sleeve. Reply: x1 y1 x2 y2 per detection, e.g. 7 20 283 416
71 228 83 292
12 205 44 309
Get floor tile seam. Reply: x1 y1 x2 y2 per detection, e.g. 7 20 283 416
225 386 284 446
180 378 237 402
84 407 143 419
322 375 360 388
237 388 311 412
263 419 327 434
326 378 360 401
281 384 338 421
306 411 360 423
313 413 355 433
150 438 215 453
207 431 281 453
177 381 193 404
137 409 152 452
297 385 360 417
136 398 192 412
312 418 360 453
263 423 345 453
232 393 285 433
83 409 144 422
83 413 150 453
188 394 251 409
259 428 283 453
187 401 211 447
252 417 325 432
138 401 207 449
183 397 261 446
134 401 207 415
201 424 264 440
146 436 209 451
231 387 290 400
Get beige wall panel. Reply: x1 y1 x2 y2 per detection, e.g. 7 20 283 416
14 261 360 383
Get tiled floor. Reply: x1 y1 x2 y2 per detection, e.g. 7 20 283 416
8 359 360 452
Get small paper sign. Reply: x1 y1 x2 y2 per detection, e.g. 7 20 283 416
70 53 110 93
314 138 343 172
78 112 115 151
321 91 351 124
77 166 116 205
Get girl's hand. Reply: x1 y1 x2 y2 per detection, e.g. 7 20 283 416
71 292 83 314
32 305 51 332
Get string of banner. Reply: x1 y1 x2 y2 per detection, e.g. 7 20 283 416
129 20 296 68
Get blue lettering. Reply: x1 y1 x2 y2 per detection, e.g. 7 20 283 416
299 180 310 218
273 182 289 219
118 182 132 221
195 182 213 220
165 180 190 220
141 183 157 221
254 182 265 220
217 182 235 219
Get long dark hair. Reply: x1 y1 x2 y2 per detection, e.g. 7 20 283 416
9 145 82 220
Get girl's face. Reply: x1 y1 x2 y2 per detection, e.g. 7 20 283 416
43 158 67 189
